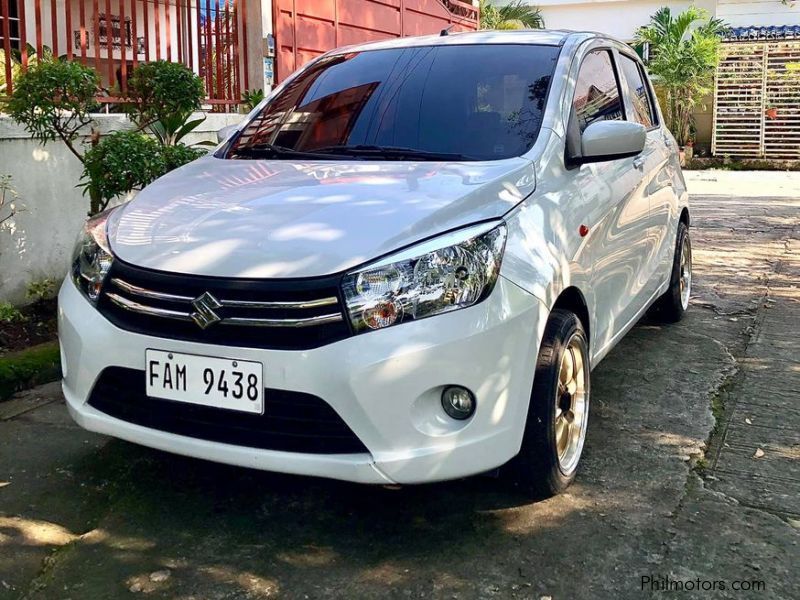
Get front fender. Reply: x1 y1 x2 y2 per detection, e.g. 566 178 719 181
501 193 595 351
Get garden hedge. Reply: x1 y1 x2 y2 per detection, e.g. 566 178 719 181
0 341 61 401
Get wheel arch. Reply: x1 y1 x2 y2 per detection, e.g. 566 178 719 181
551 286 591 350
679 207 690 227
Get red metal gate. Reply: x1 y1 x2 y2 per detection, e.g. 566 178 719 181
273 0 478 83
1 0 248 108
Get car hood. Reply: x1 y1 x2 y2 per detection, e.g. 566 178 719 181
108 156 535 278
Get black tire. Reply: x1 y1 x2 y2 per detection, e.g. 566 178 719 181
506 309 591 499
654 221 692 323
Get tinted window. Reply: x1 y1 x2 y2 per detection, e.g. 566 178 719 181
619 54 655 128
572 50 623 133
225 44 560 161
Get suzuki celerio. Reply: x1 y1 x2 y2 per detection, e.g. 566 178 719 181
60 30 691 497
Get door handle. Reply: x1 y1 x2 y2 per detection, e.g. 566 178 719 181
633 157 645 170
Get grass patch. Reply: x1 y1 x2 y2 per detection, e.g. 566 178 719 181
0 341 61 401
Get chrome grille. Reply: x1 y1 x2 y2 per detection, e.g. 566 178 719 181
106 278 343 328
97 260 351 350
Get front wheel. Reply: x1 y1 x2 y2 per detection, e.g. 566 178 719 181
654 221 692 323
507 309 591 498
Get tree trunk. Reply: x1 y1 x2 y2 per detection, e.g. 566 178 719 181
88 189 103 217
87 127 103 216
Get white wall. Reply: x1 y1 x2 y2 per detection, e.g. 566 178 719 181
0 112 242 305
717 0 800 28
533 0 717 41
528 0 799 40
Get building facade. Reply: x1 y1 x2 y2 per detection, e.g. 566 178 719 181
534 0 797 40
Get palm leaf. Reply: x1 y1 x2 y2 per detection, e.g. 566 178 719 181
479 1 544 30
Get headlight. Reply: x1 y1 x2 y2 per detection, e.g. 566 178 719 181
71 207 117 303
342 221 507 333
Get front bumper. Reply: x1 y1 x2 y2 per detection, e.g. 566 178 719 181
59 275 546 485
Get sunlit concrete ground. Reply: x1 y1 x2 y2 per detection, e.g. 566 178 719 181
1 170 798 599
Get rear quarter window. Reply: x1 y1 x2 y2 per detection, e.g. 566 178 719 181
619 54 656 128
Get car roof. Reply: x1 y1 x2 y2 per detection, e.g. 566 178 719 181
331 29 596 55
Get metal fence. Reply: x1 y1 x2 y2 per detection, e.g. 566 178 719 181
713 40 800 159
1 0 249 108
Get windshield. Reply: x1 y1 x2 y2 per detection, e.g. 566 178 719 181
224 44 560 161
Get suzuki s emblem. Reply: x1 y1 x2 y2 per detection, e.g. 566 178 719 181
191 292 223 329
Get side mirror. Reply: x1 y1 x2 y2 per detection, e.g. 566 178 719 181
577 120 646 164
217 124 239 143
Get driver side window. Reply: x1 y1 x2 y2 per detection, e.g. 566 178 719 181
572 50 624 133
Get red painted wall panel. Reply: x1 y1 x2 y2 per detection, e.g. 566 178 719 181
274 0 477 83
338 0 401 36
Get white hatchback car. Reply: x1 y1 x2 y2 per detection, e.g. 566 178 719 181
60 30 690 497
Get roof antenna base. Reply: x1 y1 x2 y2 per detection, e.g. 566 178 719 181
440 25 455 36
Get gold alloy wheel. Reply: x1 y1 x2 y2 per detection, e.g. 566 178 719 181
679 234 692 310
555 334 589 475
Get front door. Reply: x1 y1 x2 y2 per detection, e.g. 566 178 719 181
570 49 652 357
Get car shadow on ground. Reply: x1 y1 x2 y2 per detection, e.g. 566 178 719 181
26 301 728 597
2 305 741 600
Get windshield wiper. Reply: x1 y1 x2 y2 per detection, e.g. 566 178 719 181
228 143 336 160
310 144 475 161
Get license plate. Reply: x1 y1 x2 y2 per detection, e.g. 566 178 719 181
145 350 264 414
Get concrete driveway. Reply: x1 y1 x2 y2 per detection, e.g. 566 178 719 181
1 171 798 599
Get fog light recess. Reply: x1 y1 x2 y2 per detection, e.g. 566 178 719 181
441 386 476 420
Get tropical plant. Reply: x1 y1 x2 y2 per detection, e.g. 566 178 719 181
125 61 206 146
208 47 235 112
479 0 544 30
0 44 55 97
241 88 265 111
0 50 21 97
636 7 726 147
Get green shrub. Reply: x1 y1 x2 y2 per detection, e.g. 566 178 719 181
162 144 207 172
7 60 99 151
81 131 166 207
81 132 206 206
126 61 206 146
8 59 209 216
0 302 25 324
26 278 58 302
7 60 104 213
